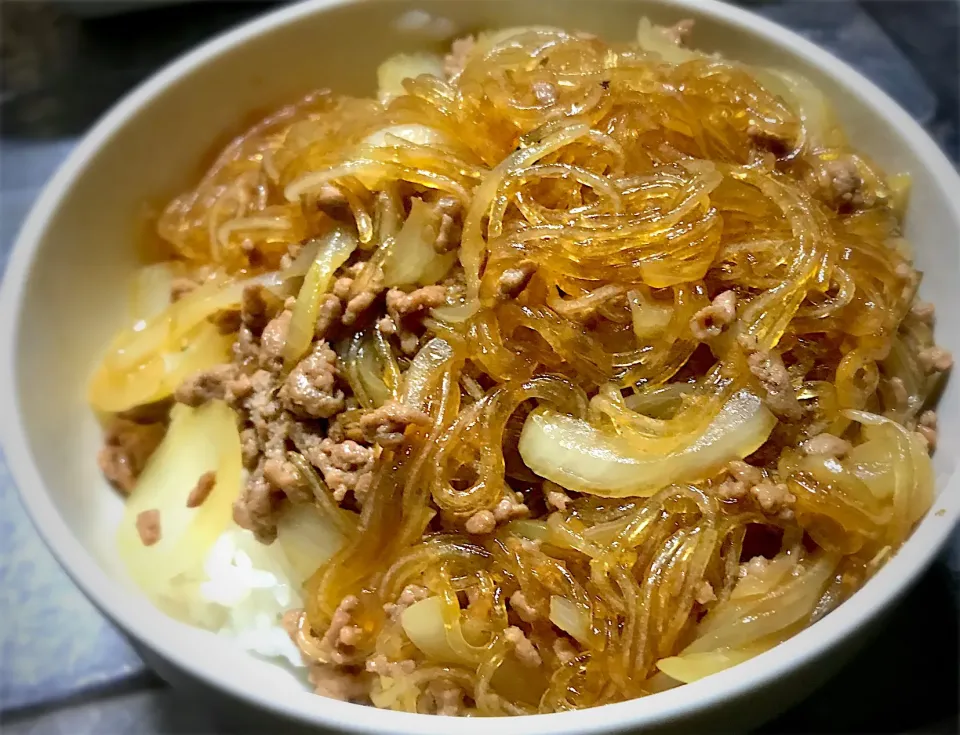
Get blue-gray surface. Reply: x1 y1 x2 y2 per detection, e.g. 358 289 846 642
0 1 958 733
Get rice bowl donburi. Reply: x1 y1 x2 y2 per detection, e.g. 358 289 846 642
89 19 952 716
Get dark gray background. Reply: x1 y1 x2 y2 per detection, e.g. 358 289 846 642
0 1 958 733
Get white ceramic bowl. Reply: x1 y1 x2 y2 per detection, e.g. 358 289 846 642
2 1 958 733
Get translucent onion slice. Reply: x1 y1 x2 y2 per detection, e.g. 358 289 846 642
401 595 484 666
129 262 175 325
283 225 358 368
116 400 242 598
402 337 455 410
549 595 592 645
89 322 233 413
635 17 704 64
519 390 776 498
382 198 457 287
276 503 346 584
686 553 837 655
376 53 444 102
655 646 766 684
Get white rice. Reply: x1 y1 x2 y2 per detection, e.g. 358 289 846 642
177 527 308 669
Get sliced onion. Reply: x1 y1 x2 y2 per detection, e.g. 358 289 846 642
117 400 242 599
656 646 765 684
635 17 703 64
519 390 776 498
686 553 837 655
382 198 457 287
90 322 233 413
549 595 592 645
627 290 672 340
283 225 358 367
729 554 794 601
845 432 897 500
376 52 444 102
402 337 455 410
624 384 694 419
401 595 485 666
129 263 175 325
276 503 346 584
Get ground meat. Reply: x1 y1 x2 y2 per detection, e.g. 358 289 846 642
359 400 430 447
383 584 429 622
315 294 343 339
910 300 935 325
332 277 353 301
464 510 496 535
549 284 624 322
751 481 795 515
385 286 447 320
918 345 953 374
717 460 766 502
728 459 763 486
738 555 771 580
398 330 420 357
240 284 281 334
328 411 366 444
917 410 938 451
232 465 283 542
543 481 572 512
97 418 166 494
504 626 542 668
186 470 216 508
341 268 386 326
819 156 865 208
661 18 695 45
280 341 345 419
174 364 252 407
258 309 292 371
366 654 416 678
136 509 161 546
496 263 536 300
419 678 467 716
716 477 748 501
509 591 540 624
695 580 716 605
291 426 375 505
430 195 463 253
317 595 364 665
443 35 475 79
434 213 461 254
801 433 851 458
308 663 369 702
493 492 530 524
239 427 259 469
244 370 289 456
690 290 737 340
263 456 309 503
232 325 260 369
377 316 397 336
739 334 803 421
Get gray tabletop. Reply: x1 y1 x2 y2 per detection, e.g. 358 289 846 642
1 1 958 733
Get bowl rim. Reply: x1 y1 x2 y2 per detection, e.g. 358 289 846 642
2 0 959 733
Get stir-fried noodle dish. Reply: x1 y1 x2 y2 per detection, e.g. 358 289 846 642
92 21 952 715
